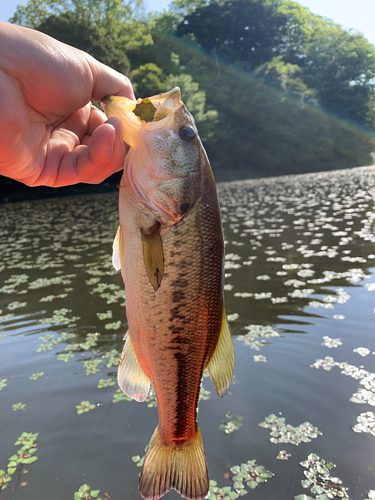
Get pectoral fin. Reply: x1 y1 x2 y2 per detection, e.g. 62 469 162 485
118 332 150 402
141 222 164 291
205 307 235 397
112 225 123 271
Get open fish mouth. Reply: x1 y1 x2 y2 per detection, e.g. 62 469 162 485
101 88 184 145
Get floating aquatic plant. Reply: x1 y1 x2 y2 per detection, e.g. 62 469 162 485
227 313 239 322
0 432 39 491
57 332 77 342
39 308 80 326
76 401 96 414
57 352 74 362
0 312 15 321
276 450 291 460
39 293 68 302
237 325 280 352
83 359 103 375
29 372 44 380
309 301 334 309
101 349 121 368
79 333 99 351
98 378 116 389
271 297 288 304
253 355 267 362
199 387 211 401
37 342 53 352
259 414 321 445
74 484 102 499
28 275 75 289
132 446 148 468
104 321 122 330
206 480 242 500
7 301 27 310
230 460 274 491
96 310 113 320
112 388 132 403
0 379 7 391
296 453 348 499
219 412 243 434
13 402 26 411
322 336 343 348
39 334 57 343
145 387 157 408
354 347 374 357
312 356 375 406
352 411 375 437
311 356 336 371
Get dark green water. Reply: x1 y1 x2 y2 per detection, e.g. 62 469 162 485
0 166 374 500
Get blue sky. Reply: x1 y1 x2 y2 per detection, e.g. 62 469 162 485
1 0 375 46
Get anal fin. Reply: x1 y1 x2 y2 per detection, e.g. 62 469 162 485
118 332 150 402
205 307 235 397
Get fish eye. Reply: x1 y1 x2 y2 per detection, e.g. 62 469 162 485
179 125 196 143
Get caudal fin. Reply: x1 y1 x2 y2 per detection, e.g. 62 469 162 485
139 425 209 500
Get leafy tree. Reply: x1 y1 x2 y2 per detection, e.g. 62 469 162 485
254 56 317 106
163 73 218 140
300 27 375 124
130 55 218 142
177 0 289 69
10 0 153 53
38 12 131 74
131 63 167 96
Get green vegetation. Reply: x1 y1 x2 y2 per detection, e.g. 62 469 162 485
2 0 375 201
76 400 96 414
259 414 322 445
220 412 243 434
13 402 26 411
0 432 39 491
74 484 102 499
296 453 348 499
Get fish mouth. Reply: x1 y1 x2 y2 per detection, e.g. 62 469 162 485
101 87 182 122
101 88 185 149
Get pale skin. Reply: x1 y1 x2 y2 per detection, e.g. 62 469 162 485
0 22 135 187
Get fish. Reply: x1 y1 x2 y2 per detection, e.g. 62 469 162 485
102 88 235 500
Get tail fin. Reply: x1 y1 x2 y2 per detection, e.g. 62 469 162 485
139 425 209 500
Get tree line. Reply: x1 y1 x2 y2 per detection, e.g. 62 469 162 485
2 0 375 200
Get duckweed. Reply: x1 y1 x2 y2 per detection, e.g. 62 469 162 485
259 414 321 445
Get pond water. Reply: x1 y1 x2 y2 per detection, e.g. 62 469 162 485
0 166 375 500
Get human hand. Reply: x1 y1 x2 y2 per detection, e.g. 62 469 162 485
0 22 135 187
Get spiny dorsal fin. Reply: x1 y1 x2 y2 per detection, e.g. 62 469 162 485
139 424 208 500
118 332 150 402
141 222 164 291
205 306 235 397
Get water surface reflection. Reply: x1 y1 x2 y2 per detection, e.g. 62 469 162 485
0 166 374 500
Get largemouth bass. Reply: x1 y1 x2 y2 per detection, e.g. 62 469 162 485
102 88 235 500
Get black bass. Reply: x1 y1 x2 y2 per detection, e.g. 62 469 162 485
102 88 235 500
